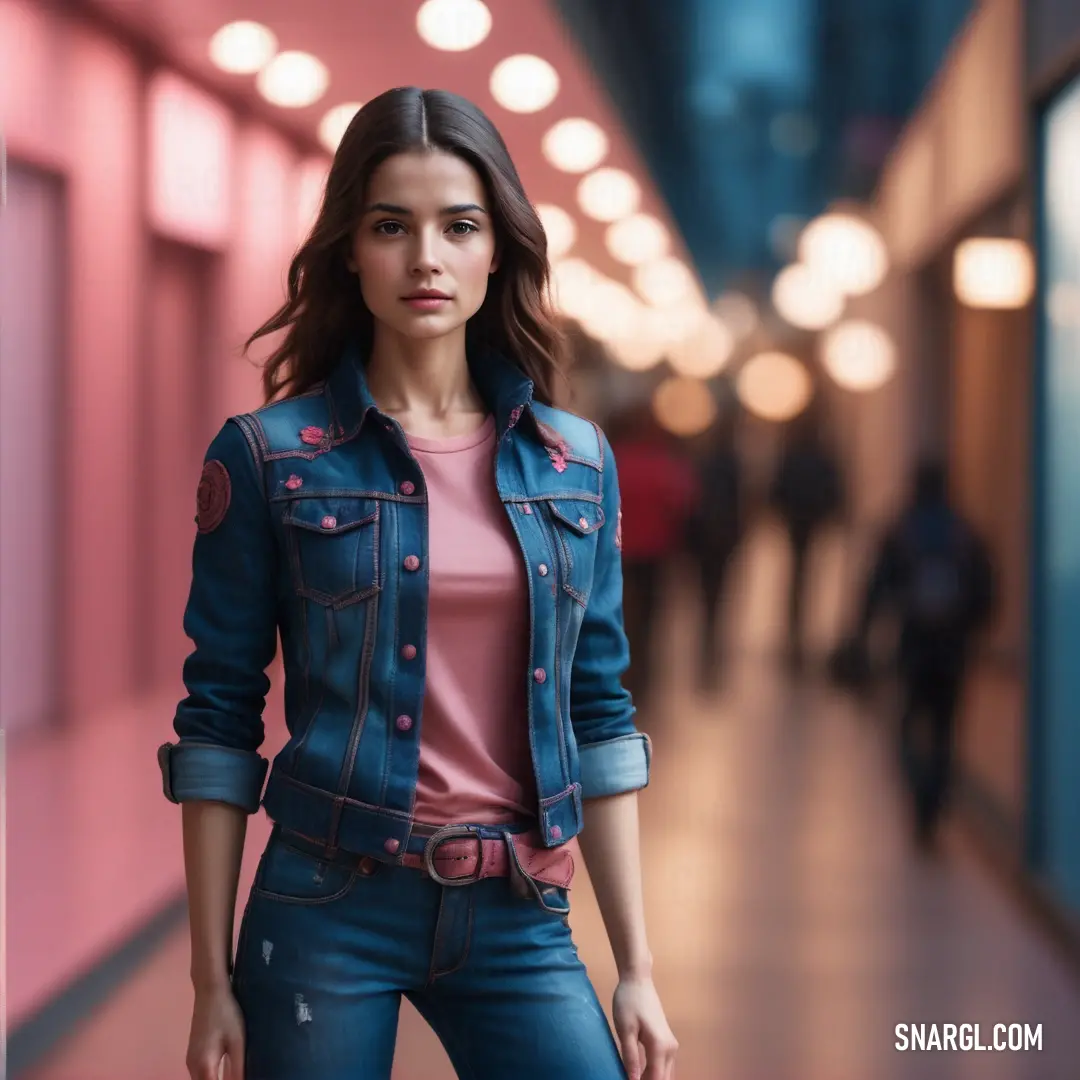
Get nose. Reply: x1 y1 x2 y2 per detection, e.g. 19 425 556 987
410 225 443 277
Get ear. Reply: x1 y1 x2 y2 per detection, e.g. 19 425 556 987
489 245 501 275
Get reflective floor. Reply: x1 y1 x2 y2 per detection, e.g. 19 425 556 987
23 528 1080 1079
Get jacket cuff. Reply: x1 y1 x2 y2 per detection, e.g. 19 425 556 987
158 741 268 814
578 732 652 799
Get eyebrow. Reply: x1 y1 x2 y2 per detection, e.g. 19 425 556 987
363 202 488 216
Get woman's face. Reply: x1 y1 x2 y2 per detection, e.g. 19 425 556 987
349 150 499 341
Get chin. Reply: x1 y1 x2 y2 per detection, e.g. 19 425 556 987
394 314 469 341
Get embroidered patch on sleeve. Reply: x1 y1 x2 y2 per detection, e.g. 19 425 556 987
615 505 623 551
196 460 231 534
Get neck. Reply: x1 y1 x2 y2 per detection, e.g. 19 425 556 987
365 324 484 421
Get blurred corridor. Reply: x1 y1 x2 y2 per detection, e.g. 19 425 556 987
19 529 1080 1079
5 0 1080 1076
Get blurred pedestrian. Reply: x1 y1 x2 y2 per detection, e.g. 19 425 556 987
846 460 994 848
770 413 844 669
685 416 743 689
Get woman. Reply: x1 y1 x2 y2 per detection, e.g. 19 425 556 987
157 87 677 1080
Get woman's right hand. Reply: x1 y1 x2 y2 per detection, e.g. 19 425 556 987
187 984 246 1080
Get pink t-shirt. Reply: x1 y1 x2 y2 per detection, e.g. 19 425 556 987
406 415 537 826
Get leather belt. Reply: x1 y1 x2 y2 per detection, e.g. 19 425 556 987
277 823 574 896
405 824 574 894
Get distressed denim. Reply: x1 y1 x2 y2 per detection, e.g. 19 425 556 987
158 343 652 863
233 824 628 1080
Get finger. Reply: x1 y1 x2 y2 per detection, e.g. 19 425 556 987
619 1033 643 1080
647 1039 677 1080
188 1053 220 1080
225 1039 245 1080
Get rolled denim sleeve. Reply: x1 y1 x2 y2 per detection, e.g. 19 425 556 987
157 418 278 814
570 428 652 799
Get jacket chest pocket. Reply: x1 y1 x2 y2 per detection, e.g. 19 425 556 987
281 496 380 608
544 498 604 606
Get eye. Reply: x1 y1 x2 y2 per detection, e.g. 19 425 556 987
374 220 405 236
449 220 479 236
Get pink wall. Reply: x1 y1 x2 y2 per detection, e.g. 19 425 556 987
223 126 300 416
65 24 144 713
1 0 324 1030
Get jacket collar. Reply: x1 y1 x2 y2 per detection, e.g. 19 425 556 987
324 339 542 444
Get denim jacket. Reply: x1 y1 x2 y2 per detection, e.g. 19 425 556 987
158 344 652 859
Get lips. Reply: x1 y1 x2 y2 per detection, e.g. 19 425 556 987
402 289 451 300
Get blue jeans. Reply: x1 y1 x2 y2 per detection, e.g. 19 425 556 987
233 825 628 1079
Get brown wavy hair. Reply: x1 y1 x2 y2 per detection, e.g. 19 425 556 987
246 87 567 406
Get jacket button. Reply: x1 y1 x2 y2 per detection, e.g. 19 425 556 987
538 564 549 576
400 644 417 660
550 825 562 840
522 504 533 515
321 515 337 530
384 837 401 855
359 856 378 875
399 480 415 495
403 554 421 571
396 714 413 732
533 667 547 684
578 516 589 530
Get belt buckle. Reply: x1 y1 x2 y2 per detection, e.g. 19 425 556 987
422 824 483 886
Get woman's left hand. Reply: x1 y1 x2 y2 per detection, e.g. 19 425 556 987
612 976 679 1080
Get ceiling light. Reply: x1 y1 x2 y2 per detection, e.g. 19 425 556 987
652 376 718 438
490 55 559 113
318 102 364 154
256 51 329 109
416 0 492 51
550 258 600 320
542 118 608 173
605 213 670 266
771 263 844 330
576 167 641 222
736 352 813 422
632 257 696 307
820 320 896 391
536 203 577 259
609 334 666 372
209 21 278 75
712 291 758 340
953 238 1035 310
578 279 643 343
798 211 888 297
667 315 734 379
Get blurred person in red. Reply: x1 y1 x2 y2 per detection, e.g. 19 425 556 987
610 401 701 704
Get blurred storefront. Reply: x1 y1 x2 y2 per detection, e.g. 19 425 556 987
867 0 1080 944
1029 0 1080 922
871 0 1028 850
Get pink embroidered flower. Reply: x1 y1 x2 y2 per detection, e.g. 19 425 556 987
285 474 304 490
547 446 568 473
300 426 325 446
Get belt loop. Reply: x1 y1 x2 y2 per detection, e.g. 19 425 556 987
503 833 534 900
324 796 345 860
